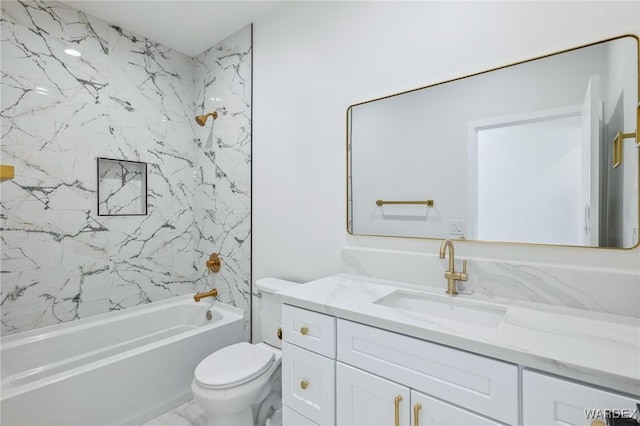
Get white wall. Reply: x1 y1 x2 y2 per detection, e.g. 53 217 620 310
252 2 640 333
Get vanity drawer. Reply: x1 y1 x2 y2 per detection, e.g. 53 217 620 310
283 406 319 426
282 341 335 425
522 370 640 425
337 319 518 425
282 304 336 358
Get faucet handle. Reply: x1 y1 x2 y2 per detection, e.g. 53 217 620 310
459 259 468 282
206 253 222 273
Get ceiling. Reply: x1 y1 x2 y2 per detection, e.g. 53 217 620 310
60 1 285 57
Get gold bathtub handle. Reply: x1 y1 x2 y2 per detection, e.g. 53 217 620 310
394 395 403 426
206 253 221 273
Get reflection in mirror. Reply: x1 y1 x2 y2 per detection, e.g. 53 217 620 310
347 36 639 248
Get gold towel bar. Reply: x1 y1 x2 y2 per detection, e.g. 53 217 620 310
612 131 638 168
376 199 434 207
612 105 640 168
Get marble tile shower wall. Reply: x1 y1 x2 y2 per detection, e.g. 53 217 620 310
0 1 252 337
192 29 252 323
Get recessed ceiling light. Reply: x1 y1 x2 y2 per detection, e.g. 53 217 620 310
64 48 81 57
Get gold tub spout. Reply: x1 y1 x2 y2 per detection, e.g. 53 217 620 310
194 289 218 302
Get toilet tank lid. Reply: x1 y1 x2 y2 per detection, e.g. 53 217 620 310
256 278 298 294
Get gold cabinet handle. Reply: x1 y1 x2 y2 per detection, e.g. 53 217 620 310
300 380 309 390
277 327 282 340
394 395 403 426
300 326 309 335
413 403 422 426
591 422 606 426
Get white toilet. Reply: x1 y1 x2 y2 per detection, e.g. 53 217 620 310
191 278 298 426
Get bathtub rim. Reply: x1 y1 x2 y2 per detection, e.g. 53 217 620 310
1 295 244 346
1 296 245 400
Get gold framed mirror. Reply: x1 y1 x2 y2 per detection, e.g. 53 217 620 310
347 35 639 249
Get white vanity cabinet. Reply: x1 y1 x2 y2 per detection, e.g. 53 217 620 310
281 305 336 426
280 302 639 426
522 370 639 426
337 319 519 425
337 362 503 426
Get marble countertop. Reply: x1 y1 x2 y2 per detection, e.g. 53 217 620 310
275 274 640 397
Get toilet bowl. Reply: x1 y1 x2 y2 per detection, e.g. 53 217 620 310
191 342 282 426
191 278 298 426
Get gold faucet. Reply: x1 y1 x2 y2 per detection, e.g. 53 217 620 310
194 288 218 302
438 239 467 296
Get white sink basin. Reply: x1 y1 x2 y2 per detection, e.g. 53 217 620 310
373 290 506 327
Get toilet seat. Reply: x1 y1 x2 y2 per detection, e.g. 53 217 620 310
195 342 275 389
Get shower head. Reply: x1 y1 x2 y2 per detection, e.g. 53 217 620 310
195 111 218 127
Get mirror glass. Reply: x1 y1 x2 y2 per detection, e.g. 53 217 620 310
347 36 639 248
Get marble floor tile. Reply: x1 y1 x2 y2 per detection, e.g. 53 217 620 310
142 399 206 426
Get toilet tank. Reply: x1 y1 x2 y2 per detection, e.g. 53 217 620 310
255 278 298 348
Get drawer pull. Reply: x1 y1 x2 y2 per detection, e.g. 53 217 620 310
413 403 422 426
394 395 403 426
300 380 309 390
300 326 309 335
591 422 606 426
277 327 282 340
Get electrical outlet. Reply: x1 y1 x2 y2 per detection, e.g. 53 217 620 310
449 220 464 236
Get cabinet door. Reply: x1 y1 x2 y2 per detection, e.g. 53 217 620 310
523 370 640 425
282 342 335 425
411 390 503 426
337 362 410 426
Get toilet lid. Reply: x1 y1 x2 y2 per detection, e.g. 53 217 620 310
195 342 275 389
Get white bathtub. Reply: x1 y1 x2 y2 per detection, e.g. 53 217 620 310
0 295 245 426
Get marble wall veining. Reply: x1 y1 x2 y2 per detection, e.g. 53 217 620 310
0 1 252 337
191 27 252 335
341 247 640 318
